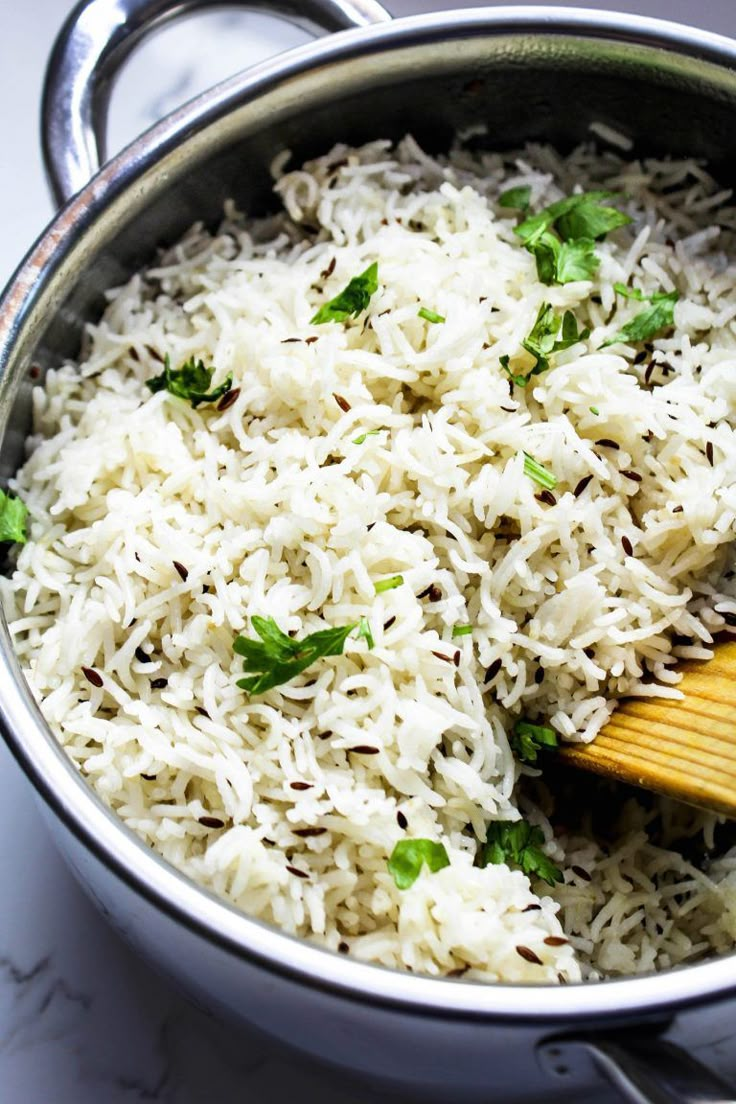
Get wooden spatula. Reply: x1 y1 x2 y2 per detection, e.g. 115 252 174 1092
558 640 736 816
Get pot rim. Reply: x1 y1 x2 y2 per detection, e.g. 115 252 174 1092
3 4 736 1024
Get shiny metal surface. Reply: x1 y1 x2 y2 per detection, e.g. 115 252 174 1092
4 3 736 1100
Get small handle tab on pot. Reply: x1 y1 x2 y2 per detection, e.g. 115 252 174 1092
42 0 392 206
539 1036 736 1104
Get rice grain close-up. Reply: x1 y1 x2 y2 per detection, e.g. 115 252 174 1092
5 131 736 988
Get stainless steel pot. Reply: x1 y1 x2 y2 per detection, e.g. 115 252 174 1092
3 3 736 1101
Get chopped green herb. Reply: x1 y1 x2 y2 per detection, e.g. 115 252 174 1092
499 185 532 212
417 307 445 324
146 355 233 408
515 191 631 286
353 429 384 445
602 290 678 348
480 820 563 886
452 625 473 638
357 615 375 650
613 282 648 301
310 262 379 324
0 490 29 544
234 616 356 695
502 304 589 387
388 839 450 890
589 405 600 415
374 574 404 594
510 720 559 764
523 453 557 491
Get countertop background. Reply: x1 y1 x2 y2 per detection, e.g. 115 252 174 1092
1 1 733 1101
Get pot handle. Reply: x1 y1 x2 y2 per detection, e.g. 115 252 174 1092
41 0 393 206
539 1036 736 1103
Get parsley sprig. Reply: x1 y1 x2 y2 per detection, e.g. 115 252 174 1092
499 185 532 212
480 820 563 886
602 284 679 348
388 839 450 889
514 191 631 286
0 490 29 544
510 720 559 764
311 262 379 325
146 355 233 408
501 303 589 387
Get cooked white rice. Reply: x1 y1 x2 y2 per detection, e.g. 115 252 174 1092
5 135 736 983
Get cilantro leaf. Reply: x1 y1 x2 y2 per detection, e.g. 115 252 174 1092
613 282 647 301
353 429 384 445
418 307 445 324
523 453 557 490
310 262 379 324
555 238 600 283
602 290 678 348
388 839 450 890
480 820 563 886
515 191 630 286
510 720 559 764
234 616 356 695
0 490 29 544
146 355 233 408
499 185 532 212
502 303 589 386
452 625 473 638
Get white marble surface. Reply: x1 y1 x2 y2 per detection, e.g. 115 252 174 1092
1 1 734 1101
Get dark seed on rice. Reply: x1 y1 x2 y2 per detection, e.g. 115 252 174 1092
397 811 408 829
173 560 189 581
446 966 469 977
428 584 442 602
644 362 656 385
318 730 332 740
305 336 319 345
634 349 647 365
287 865 309 879
199 816 225 829
145 344 164 362
453 650 461 668
544 936 569 946
134 646 152 664
217 387 240 412
348 745 380 755
595 439 619 450
281 337 302 344
293 827 327 838
263 838 276 846
584 647 595 659
621 535 634 557
150 677 168 689
484 658 502 684
534 667 545 685
338 941 350 953
500 405 516 413
706 441 714 466
290 781 313 791
81 667 103 688
536 490 556 506
621 469 642 482
572 865 592 881
516 945 543 965
196 706 210 719
672 505 684 513
417 584 433 599
141 773 157 781
333 393 351 412
383 615 396 630
573 474 593 498
432 651 454 664
320 257 337 280
522 903 542 912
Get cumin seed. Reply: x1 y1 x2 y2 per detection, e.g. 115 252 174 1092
134 646 152 664
150 677 168 689
305 336 319 345
432 651 454 664
706 441 714 466
281 337 302 344
573 474 593 498
81 667 103 688
199 816 225 829
140 773 157 781
338 941 350 953
572 864 592 881
621 535 634 557
522 903 542 912
621 469 642 482
173 561 189 581
196 706 210 719
397 811 408 829
484 658 502 684
534 667 544 685
348 745 380 755
320 257 336 280
286 865 309 879
536 490 556 507
217 387 240 411
544 936 568 946
516 945 543 965
672 505 684 513
333 393 351 412
383 615 396 630
293 827 327 838
290 781 313 791
595 439 619 450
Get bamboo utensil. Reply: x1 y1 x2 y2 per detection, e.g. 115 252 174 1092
559 640 736 816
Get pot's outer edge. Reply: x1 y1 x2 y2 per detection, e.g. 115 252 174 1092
2 3 736 1031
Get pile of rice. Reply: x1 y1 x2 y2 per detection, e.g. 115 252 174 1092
5 133 736 984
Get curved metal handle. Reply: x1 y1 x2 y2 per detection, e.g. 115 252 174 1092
539 1036 736 1104
42 0 392 206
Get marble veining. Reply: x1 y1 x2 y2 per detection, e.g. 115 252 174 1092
1 0 732 1101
